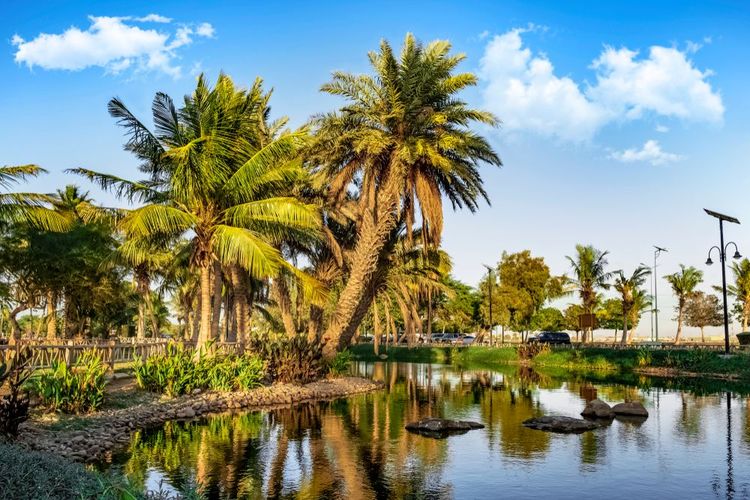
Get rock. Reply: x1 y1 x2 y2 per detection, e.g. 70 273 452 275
405 418 484 438
523 416 600 434
176 407 196 419
581 399 614 419
612 402 648 417
378 354 388 360
191 388 203 396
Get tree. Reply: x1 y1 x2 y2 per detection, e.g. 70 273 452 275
311 34 501 356
566 245 612 343
563 304 585 342
73 75 320 350
613 265 651 344
664 265 703 344
626 288 652 343
0 164 69 232
596 298 624 335
531 307 565 332
432 277 480 334
726 258 750 331
684 291 723 342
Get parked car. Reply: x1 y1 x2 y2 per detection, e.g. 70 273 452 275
440 333 463 344
461 335 476 346
527 331 571 345
430 333 445 343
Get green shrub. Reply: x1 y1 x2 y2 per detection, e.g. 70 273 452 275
0 346 32 438
248 334 324 384
35 350 108 414
134 344 199 397
327 350 352 376
135 344 265 396
0 442 103 499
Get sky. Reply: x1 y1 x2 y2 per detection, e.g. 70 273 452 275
3 0 750 338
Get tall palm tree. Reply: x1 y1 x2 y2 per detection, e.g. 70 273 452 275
626 288 652 343
726 258 750 331
72 75 320 350
664 265 703 344
566 245 612 343
613 265 651 344
310 34 501 356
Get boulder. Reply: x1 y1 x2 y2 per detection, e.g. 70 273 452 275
405 418 484 438
612 402 648 417
523 416 600 434
581 399 614 419
176 407 196 419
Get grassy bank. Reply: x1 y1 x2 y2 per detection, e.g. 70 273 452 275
351 344 750 380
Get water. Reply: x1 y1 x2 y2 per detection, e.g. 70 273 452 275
105 362 750 499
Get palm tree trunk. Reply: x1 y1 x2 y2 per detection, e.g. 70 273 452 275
46 290 57 340
675 303 684 344
373 302 381 356
229 265 249 346
145 293 160 338
620 307 628 345
136 302 146 339
197 262 212 350
322 170 403 357
210 261 223 341
272 276 296 337
700 326 705 343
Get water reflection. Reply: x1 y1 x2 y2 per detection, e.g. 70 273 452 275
106 362 750 499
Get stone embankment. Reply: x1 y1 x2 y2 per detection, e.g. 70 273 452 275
18 376 382 463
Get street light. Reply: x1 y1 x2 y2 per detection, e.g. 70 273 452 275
653 246 667 342
483 264 494 347
704 208 741 355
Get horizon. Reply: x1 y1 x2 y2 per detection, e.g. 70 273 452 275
4 0 750 339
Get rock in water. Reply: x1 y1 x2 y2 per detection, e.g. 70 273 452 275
405 418 484 438
523 416 600 434
581 399 614 419
612 402 648 417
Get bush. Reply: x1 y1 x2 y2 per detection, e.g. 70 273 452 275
517 343 549 360
35 350 108 414
135 344 266 396
327 350 352 377
248 334 324 384
0 346 32 438
134 344 199 397
0 442 103 499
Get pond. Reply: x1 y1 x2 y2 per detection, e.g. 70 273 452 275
105 362 750 499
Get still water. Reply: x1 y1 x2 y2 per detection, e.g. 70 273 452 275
106 362 750 499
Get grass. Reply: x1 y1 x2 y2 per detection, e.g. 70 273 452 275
351 344 750 380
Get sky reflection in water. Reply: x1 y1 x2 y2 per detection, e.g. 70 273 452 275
107 362 750 499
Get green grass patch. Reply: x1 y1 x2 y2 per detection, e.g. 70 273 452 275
349 344 456 363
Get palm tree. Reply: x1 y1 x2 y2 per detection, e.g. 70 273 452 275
726 258 750 331
664 265 703 344
310 34 501 356
626 288 652 343
0 164 69 231
613 265 651 344
72 75 320 350
566 245 612 343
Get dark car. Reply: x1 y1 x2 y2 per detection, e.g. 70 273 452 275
528 331 571 345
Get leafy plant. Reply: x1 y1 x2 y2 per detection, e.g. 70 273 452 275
34 350 108 414
516 343 549 360
0 346 33 438
248 334 324 384
135 344 265 396
327 350 352 377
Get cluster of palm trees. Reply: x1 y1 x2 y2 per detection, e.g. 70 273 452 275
1 34 501 356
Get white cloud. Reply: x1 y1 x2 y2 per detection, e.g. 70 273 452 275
655 124 669 133
609 139 684 166
479 29 724 142
12 15 214 78
479 29 609 142
135 14 172 23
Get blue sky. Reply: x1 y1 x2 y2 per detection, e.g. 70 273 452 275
3 0 750 338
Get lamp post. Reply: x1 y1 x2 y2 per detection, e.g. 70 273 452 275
653 246 667 342
704 209 741 355
483 264 494 347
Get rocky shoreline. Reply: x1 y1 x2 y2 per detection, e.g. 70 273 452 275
17 376 383 463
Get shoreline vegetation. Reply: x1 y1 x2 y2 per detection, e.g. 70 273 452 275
350 344 750 381
19 376 382 464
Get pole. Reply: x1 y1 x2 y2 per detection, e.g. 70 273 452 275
654 249 659 342
719 219 731 355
